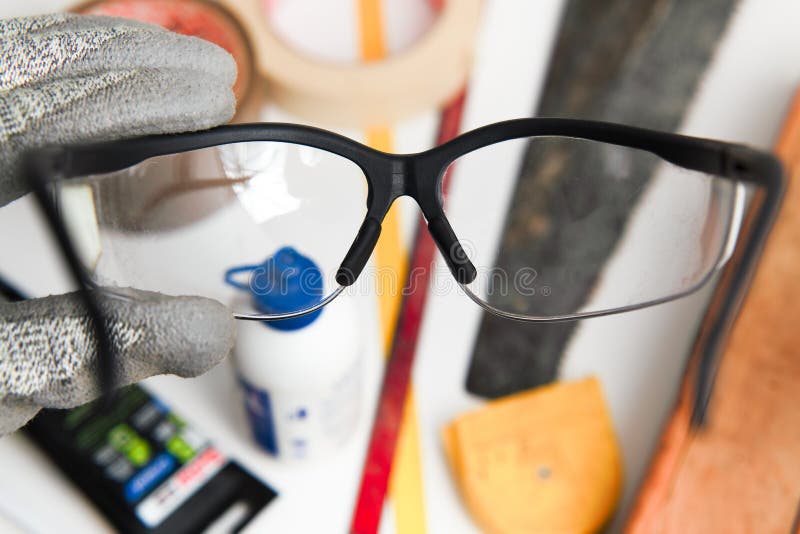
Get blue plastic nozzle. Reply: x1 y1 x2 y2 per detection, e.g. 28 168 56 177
225 246 324 330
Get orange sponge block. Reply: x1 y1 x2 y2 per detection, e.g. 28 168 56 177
443 377 622 534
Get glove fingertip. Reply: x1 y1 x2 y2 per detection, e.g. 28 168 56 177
190 35 238 89
114 292 237 380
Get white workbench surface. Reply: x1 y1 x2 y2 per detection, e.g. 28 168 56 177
1 1 799 532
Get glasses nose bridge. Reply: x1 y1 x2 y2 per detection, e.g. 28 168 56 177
336 153 476 287
381 154 478 285
379 153 438 216
383 154 418 205
374 154 434 224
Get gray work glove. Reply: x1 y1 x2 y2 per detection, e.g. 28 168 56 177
0 14 239 435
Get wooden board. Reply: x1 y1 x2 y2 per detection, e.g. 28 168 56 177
626 90 800 533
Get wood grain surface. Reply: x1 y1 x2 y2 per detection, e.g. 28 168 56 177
626 90 800 534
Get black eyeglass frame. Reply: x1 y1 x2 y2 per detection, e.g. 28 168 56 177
24 118 785 423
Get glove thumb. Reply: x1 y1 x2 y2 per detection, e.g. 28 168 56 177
0 289 236 434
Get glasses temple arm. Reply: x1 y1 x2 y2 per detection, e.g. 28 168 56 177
25 155 116 398
691 151 785 425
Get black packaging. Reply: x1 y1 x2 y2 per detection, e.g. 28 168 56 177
25 385 277 533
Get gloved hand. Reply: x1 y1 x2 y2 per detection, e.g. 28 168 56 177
0 13 239 435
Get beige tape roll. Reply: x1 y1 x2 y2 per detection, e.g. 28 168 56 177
217 0 482 127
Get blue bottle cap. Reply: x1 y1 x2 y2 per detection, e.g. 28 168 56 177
225 246 324 330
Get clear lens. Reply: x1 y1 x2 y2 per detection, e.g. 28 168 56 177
444 136 742 319
55 141 367 316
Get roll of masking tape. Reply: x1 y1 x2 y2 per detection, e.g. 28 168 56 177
75 0 480 127
217 0 482 127
74 0 256 107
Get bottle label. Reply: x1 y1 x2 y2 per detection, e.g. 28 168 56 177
241 381 280 455
240 356 361 460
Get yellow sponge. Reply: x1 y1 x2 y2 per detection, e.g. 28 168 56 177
442 377 622 534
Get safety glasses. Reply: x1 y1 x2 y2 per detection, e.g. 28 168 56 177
25 118 783 391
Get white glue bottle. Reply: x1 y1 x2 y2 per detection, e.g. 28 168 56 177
227 247 362 461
